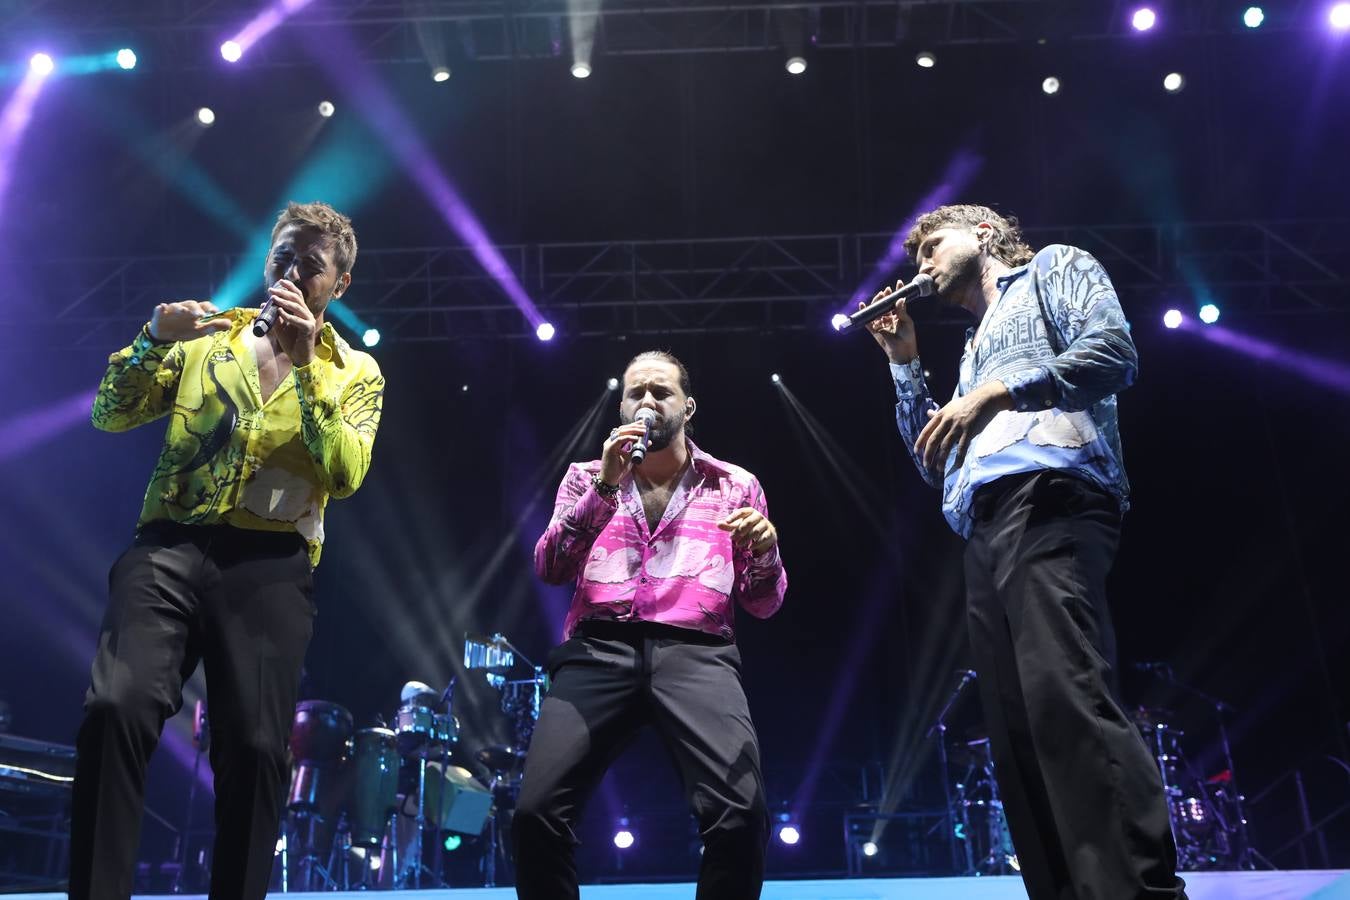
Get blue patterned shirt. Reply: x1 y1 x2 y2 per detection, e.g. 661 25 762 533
890 244 1137 537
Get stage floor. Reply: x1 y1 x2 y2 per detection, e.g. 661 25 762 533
10 870 1350 900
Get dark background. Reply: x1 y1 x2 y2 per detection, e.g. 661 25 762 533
1 5 1348 887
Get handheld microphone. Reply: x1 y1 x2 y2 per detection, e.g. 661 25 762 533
252 296 279 337
835 274 936 332
630 408 658 466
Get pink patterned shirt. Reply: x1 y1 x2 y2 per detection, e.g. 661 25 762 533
535 441 787 642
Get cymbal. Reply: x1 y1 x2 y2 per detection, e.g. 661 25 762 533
476 745 527 774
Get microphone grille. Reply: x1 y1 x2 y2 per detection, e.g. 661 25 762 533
911 273 936 296
635 408 658 425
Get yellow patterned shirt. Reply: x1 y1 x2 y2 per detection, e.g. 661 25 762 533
91 308 384 567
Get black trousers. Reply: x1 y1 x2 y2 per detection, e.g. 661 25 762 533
964 471 1185 900
69 522 314 900
513 621 769 900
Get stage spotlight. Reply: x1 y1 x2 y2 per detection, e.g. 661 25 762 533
536 321 556 342
461 384 469 393
571 62 592 79
830 313 850 332
1242 7 1264 28
785 56 807 75
116 49 137 70
361 328 381 347
607 377 620 391
862 840 879 857
1131 7 1157 31
1163 309 1183 329
1163 72 1185 93
432 66 451 82
318 100 335 117
1198 303 1220 324
220 40 243 63
776 820 801 845
1042 76 1061 95
613 819 635 850
29 53 54 76
770 373 782 385
443 834 462 851
1332 3 1350 29
915 51 936 68
196 106 216 127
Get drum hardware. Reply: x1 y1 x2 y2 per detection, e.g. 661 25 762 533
170 699 209 894
391 678 459 889
464 633 547 887
1134 663 1262 869
284 700 353 891
929 669 977 875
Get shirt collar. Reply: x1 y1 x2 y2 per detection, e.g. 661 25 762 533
685 439 736 479
995 262 1031 291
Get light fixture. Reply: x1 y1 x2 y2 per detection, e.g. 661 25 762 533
220 40 243 63
1131 7 1157 31
361 328 381 347
1163 72 1185 93
536 322 556 342
116 49 137 70
915 51 936 68
432 66 451 82
1163 309 1183 329
196 106 216 126
571 62 592 79
29 53 55 76
1041 76 1061 95
1198 303 1220 324
607 377 620 390
318 100 335 118
1242 7 1264 28
785 56 807 75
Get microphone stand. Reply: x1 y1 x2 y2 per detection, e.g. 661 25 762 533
928 670 976 874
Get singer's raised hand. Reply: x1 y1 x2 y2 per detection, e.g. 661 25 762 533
599 421 650 486
148 300 232 343
266 279 319 366
717 507 778 555
863 279 919 364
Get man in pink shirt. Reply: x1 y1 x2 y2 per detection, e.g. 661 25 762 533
514 350 787 900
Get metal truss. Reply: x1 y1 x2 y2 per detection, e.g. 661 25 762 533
10 219 1346 346
0 1 1326 68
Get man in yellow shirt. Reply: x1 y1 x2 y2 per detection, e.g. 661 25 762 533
69 201 383 900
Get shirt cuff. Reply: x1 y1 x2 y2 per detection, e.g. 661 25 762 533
123 325 175 368
748 543 782 573
1000 366 1056 412
571 478 621 527
889 359 926 398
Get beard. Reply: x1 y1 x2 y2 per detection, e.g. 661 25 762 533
622 406 685 452
933 244 983 304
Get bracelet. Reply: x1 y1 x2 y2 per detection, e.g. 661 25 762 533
591 474 620 499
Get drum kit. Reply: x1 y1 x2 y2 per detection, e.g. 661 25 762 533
931 665 1253 875
272 632 545 892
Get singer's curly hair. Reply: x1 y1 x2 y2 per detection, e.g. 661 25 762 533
903 204 1035 268
271 201 359 275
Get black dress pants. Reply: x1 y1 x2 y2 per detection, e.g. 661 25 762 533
513 620 769 900
964 471 1186 900
69 522 314 900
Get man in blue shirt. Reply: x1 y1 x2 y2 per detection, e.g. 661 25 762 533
865 204 1185 899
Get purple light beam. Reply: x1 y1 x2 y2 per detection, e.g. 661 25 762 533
1180 319 1350 395
229 0 316 57
0 390 96 462
307 29 544 328
0 66 51 217
850 150 983 307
